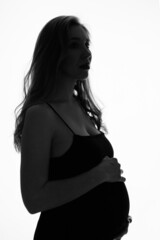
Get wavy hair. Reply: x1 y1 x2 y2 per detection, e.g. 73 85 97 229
13 15 107 153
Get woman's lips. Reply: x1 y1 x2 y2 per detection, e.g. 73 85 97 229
79 64 90 69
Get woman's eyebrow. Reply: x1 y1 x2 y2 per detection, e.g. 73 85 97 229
70 37 90 42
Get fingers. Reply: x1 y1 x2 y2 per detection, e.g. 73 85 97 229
119 168 125 182
112 158 121 169
103 157 120 166
102 156 126 183
113 159 125 181
120 177 126 182
103 156 118 162
112 157 118 163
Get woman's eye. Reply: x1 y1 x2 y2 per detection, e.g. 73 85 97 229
69 42 90 49
86 43 90 49
70 42 79 48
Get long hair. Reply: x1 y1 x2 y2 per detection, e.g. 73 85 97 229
13 15 107 153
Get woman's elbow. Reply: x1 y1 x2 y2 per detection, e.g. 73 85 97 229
21 193 40 214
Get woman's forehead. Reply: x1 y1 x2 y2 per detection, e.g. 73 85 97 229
68 26 89 41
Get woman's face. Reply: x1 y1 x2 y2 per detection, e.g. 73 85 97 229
59 25 92 81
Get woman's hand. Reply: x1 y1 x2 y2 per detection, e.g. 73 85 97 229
97 156 126 183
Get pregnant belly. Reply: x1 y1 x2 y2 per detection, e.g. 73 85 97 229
67 181 130 225
40 182 130 239
95 182 130 221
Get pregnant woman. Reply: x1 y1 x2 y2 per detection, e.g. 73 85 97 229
14 16 131 239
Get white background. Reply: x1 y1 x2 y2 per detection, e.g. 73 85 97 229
1 0 160 239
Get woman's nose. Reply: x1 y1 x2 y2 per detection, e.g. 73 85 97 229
82 50 92 62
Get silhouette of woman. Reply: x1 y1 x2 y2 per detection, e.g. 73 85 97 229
14 16 132 240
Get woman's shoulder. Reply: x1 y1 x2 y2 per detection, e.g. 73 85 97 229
26 102 55 117
25 102 59 132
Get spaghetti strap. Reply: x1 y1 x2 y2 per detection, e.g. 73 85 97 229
45 102 75 135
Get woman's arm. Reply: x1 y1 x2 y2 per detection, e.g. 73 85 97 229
29 156 125 214
29 165 104 214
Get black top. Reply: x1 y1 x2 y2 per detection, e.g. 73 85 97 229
33 102 130 240
47 102 114 180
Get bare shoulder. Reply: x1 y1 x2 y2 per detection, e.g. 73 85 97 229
24 103 58 134
25 103 55 121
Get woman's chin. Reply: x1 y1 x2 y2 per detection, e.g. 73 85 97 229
79 69 89 78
